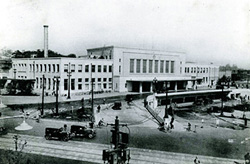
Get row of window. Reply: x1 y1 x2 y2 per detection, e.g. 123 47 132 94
27 64 60 73
64 64 112 73
185 67 211 74
130 59 175 74
35 77 112 91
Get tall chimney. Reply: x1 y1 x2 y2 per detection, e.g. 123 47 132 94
43 25 48 58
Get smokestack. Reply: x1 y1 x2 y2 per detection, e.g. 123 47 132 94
43 25 48 58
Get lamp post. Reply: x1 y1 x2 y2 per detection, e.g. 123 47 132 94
54 76 60 116
13 68 17 79
153 77 158 93
67 63 71 99
41 75 45 115
220 81 226 116
164 81 171 119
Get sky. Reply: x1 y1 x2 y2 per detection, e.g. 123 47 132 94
0 0 249 69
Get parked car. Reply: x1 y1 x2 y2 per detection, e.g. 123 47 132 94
112 101 122 110
0 127 7 135
70 125 96 139
45 128 69 141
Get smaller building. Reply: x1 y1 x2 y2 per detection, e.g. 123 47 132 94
184 62 219 87
0 59 12 79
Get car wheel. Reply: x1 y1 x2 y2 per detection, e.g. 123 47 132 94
88 133 94 139
62 136 69 141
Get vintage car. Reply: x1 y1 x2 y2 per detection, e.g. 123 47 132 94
0 127 7 135
70 125 96 139
44 128 69 141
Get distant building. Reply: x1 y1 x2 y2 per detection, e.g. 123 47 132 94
184 62 219 87
9 46 220 96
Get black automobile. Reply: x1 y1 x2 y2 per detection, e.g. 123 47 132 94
44 128 69 141
70 125 96 139
0 127 7 135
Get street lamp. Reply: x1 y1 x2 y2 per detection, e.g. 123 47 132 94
164 81 171 119
67 63 72 99
13 68 17 79
53 76 60 116
153 77 158 93
220 81 226 116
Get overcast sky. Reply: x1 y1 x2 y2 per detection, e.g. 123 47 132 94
0 0 249 68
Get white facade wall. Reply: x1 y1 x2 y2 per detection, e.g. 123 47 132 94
184 62 219 86
11 58 113 96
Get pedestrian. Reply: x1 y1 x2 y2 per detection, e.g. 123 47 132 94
245 152 250 164
216 119 219 128
97 105 101 113
194 156 200 164
103 98 106 104
187 122 191 131
170 117 174 129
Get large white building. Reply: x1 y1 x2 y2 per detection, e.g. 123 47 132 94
9 46 219 97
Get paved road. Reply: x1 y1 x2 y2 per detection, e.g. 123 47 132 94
0 133 244 164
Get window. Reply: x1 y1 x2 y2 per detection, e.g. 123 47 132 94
98 78 101 82
40 64 42 72
119 66 121 73
191 67 193 73
92 65 95 72
78 78 82 82
149 60 153 73
103 78 107 82
194 67 196 73
103 65 107 72
119 58 121 62
48 78 51 90
57 64 59 72
154 60 158 73
48 64 51 72
36 64 38 72
64 64 69 72
143 59 147 73
44 64 47 72
165 61 169 73
85 78 89 82
109 65 112 72
130 59 134 73
92 78 95 82
64 79 68 90
103 83 107 89
98 65 101 72
160 60 164 73
78 64 82 72
53 64 55 72
71 64 75 72
206 68 208 73
170 61 175 73
36 77 38 88
71 79 75 90
136 59 141 73
109 78 112 82
85 65 89 72
85 84 89 90
78 83 82 90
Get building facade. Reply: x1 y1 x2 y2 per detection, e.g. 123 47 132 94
9 46 220 96
10 58 113 96
184 62 219 87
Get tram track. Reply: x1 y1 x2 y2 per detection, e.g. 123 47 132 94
0 133 244 164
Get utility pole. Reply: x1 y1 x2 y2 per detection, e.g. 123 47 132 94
91 63 95 123
164 81 170 119
54 76 60 116
103 116 130 164
41 75 45 115
220 82 226 116
67 63 71 99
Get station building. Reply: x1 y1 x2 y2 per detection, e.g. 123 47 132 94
9 46 219 96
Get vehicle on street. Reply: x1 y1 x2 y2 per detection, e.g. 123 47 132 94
70 125 96 139
0 127 7 135
45 128 70 141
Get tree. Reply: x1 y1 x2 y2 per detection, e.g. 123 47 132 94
0 47 13 59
